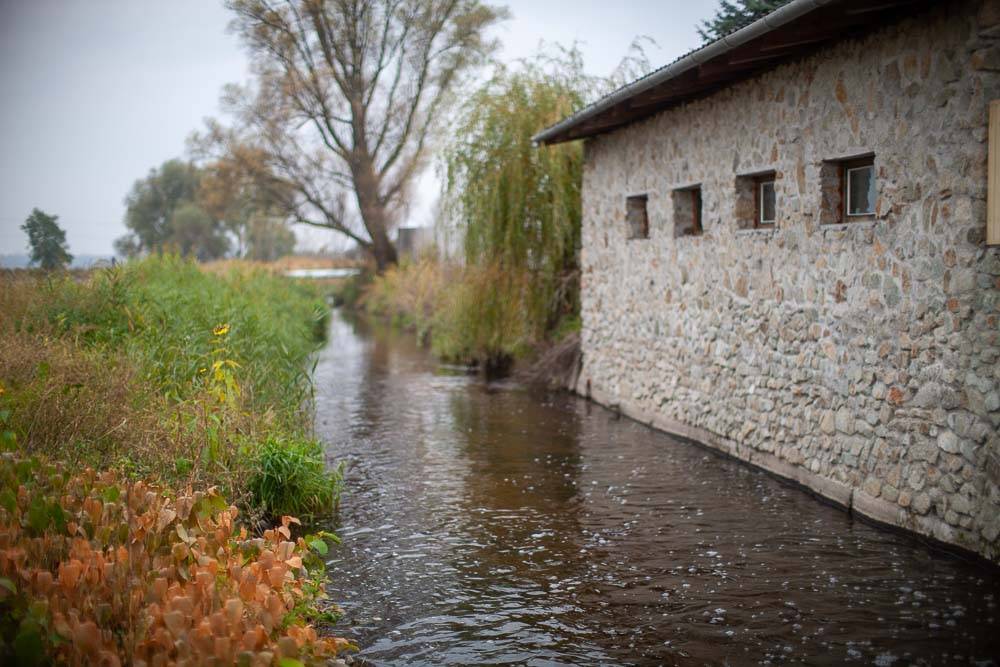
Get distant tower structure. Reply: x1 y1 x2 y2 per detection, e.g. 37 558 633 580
395 226 435 261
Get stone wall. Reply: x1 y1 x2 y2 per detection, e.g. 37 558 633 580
575 0 1000 561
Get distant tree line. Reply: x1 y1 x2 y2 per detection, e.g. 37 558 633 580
114 158 295 262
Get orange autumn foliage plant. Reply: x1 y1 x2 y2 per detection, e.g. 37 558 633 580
0 452 353 665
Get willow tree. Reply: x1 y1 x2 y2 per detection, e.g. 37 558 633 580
442 50 597 341
217 0 506 271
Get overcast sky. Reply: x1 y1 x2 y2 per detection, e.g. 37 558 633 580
0 0 716 257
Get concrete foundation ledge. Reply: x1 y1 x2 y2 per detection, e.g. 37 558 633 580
581 386 995 564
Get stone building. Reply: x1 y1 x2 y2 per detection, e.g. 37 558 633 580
536 0 1000 561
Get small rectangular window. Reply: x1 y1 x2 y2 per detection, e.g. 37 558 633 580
820 154 876 224
626 194 649 240
845 162 876 217
672 185 703 237
736 172 776 230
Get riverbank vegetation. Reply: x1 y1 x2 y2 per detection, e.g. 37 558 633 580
0 256 339 518
0 256 350 663
360 48 648 372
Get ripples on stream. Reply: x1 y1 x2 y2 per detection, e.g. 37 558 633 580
314 312 999 666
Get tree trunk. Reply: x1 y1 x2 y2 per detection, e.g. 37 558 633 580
369 219 398 272
353 154 398 273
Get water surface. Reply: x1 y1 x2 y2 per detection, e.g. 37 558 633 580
314 311 999 666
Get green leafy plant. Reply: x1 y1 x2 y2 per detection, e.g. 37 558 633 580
248 438 342 520
0 385 16 454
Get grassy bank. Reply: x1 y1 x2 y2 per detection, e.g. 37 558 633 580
0 256 339 519
360 258 579 374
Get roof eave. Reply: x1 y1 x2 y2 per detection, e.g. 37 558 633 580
532 0 841 145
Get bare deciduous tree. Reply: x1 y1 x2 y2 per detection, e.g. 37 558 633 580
215 0 506 271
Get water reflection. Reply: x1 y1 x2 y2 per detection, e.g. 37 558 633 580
315 311 999 665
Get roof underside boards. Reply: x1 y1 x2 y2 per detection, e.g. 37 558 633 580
533 0 935 145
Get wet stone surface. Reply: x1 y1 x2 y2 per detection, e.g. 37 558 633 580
315 312 999 666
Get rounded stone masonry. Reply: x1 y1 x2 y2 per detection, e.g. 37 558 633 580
572 0 1000 562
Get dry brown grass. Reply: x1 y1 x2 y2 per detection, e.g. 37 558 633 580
0 327 275 515
514 331 581 389
0 273 257 504
0 273 168 472
0 330 192 477
200 254 366 276
0 271 53 331
360 257 454 331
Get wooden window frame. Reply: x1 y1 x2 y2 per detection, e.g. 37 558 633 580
690 187 703 235
988 99 999 245
755 175 776 228
842 156 876 221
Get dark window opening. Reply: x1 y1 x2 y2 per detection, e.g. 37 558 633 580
672 186 703 237
626 194 649 240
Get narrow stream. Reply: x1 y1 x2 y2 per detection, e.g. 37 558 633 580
314 311 999 666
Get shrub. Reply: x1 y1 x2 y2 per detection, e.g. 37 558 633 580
248 438 342 520
430 262 533 368
0 452 353 666
362 259 535 369
329 272 368 309
362 259 448 344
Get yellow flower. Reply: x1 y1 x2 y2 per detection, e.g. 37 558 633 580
0 382 5 397
213 323 230 337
